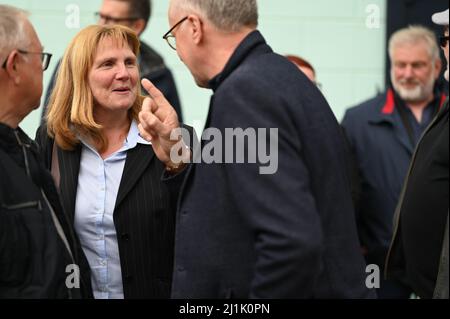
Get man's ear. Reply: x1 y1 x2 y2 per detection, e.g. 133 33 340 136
434 58 442 79
4 51 21 84
131 19 146 36
189 15 203 45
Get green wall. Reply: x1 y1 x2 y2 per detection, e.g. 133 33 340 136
1 0 386 136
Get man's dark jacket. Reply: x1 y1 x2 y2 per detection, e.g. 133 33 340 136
386 99 449 299
0 124 92 298
41 41 183 123
165 31 374 299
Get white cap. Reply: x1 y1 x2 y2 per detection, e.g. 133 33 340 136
432 9 449 26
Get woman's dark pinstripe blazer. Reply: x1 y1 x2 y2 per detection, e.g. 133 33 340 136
36 126 176 298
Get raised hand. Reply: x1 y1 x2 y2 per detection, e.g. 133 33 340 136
138 78 189 171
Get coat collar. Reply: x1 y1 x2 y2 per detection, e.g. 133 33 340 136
367 88 447 155
208 30 272 92
370 88 447 125
204 30 271 130
0 123 35 150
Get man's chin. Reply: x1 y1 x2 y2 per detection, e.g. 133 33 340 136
396 87 422 101
32 101 41 110
398 83 420 91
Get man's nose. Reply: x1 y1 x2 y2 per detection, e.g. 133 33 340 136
403 64 414 78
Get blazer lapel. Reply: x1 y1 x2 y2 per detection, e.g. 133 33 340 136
58 145 81 223
115 144 155 209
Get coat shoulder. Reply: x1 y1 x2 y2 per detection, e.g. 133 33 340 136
342 93 388 131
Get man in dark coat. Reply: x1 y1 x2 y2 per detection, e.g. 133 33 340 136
386 8 449 300
41 0 183 123
138 0 374 298
0 5 91 299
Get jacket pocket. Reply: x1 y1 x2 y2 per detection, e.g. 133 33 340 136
2 201 42 211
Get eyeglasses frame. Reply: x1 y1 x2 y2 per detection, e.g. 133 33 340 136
2 49 53 71
163 16 189 50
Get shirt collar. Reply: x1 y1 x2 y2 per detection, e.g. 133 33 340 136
124 120 151 150
80 120 150 154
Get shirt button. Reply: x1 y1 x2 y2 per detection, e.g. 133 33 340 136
100 259 107 266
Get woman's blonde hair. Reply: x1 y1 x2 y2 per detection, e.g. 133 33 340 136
46 24 142 151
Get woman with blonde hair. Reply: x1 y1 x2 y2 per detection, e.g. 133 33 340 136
36 24 177 299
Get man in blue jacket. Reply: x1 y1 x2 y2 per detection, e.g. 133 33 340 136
138 0 373 299
342 26 446 298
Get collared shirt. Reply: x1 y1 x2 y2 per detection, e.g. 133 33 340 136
398 97 441 144
74 120 150 299
409 104 437 142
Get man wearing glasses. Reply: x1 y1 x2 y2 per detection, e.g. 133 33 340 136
41 0 183 123
139 0 373 298
0 5 91 298
386 8 449 300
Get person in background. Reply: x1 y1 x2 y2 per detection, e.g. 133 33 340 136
386 8 449 300
342 25 446 298
285 54 321 88
36 24 178 299
41 0 183 124
0 4 91 299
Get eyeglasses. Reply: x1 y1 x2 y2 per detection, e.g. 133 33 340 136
163 16 188 50
95 12 140 24
2 49 53 71
439 36 449 48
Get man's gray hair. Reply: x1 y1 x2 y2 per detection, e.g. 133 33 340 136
0 5 30 61
389 25 440 62
177 0 258 32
